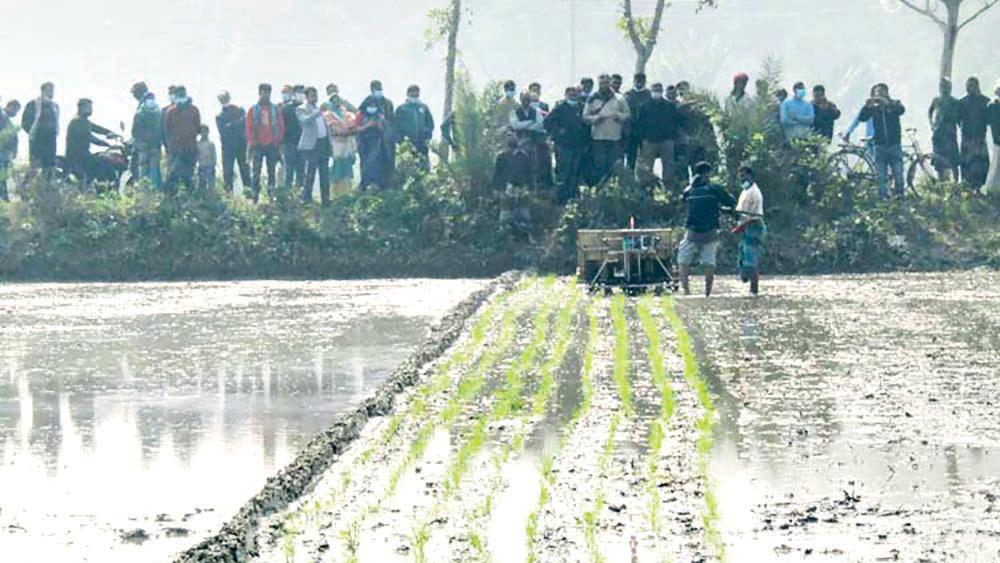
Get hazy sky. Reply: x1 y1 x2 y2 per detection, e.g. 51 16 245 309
2 0 997 150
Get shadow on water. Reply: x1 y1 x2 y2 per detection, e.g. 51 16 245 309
0 279 481 562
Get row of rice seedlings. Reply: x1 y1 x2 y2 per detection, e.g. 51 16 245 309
580 296 634 563
583 413 621 563
610 294 634 417
419 281 575 560
442 283 563 496
637 296 677 536
524 298 598 561
452 287 580 558
274 285 527 558
661 297 725 561
335 280 550 561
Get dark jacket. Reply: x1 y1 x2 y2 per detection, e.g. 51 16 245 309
812 101 842 140
857 98 905 147
163 101 201 155
929 95 962 141
624 88 652 136
682 175 736 233
543 100 589 149
492 147 534 189
65 116 111 169
281 102 302 147
132 106 162 148
635 98 681 143
988 100 1000 146
394 101 434 148
959 93 990 142
21 98 60 139
216 104 248 149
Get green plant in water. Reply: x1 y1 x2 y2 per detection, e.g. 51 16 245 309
610 295 634 417
661 296 725 561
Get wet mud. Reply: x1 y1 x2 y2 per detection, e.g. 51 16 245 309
680 272 1000 562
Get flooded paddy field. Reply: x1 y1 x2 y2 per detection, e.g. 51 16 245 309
0 279 483 562
244 272 1000 563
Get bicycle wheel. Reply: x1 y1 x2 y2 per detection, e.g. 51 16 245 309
906 153 937 196
829 148 876 186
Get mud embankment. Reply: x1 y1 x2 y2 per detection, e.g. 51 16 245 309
174 273 522 563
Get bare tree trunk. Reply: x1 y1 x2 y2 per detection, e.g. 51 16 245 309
441 0 461 163
940 1 960 81
622 0 667 76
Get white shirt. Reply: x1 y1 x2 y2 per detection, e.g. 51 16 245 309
736 183 764 219
316 114 328 139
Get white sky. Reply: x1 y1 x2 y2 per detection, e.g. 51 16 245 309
2 0 997 150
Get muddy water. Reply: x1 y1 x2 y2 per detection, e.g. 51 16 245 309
679 272 1000 561
0 280 482 563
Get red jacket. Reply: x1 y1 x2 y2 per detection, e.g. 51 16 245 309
163 102 201 155
246 103 285 147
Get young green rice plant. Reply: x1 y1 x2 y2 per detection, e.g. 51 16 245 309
661 296 725 561
610 295 634 417
411 521 431 563
335 282 542 561
637 296 677 535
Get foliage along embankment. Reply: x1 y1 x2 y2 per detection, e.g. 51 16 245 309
3 73 999 282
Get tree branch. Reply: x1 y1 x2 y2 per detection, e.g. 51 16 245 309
898 0 947 27
622 0 644 53
644 0 668 53
959 0 999 29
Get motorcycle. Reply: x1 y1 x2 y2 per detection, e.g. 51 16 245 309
55 122 133 192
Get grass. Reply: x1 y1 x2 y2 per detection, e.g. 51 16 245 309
662 296 725 561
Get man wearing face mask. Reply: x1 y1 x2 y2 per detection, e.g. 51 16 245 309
928 78 962 182
495 80 519 128
780 81 815 141
132 92 163 189
297 87 331 205
624 72 651 172
734 165 765 296
162 85 201 195
65 98 117 188
394 84 435 166
579 77 595 100
215 90 251 194
280 85 305 192
583 74 631 186
246 83 285 202
959 76 991 190
636 83 682 189
511 91 551 187
544 86 590 203
527 83 550 113
356 82 395 190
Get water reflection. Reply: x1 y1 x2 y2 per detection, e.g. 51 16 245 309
678 272 1000 559
0 280 480 562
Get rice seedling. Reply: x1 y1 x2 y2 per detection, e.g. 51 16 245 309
610 295 634 417
661 296 725 561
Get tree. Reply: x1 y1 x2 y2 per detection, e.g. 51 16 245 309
620 0 717 75
426 0 463 163
896 0 999 82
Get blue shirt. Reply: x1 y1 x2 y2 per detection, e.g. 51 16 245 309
780 98 815 140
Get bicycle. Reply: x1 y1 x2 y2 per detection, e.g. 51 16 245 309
902 127 943 195
831 130 932 197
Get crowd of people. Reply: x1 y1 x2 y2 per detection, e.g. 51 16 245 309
1 72 999 295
